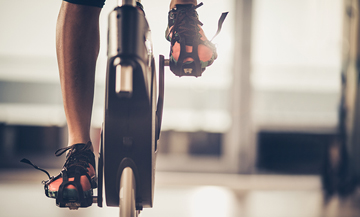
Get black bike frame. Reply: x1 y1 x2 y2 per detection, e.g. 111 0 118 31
97 0 165 210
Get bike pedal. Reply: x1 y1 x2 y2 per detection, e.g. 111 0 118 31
57 194 94 209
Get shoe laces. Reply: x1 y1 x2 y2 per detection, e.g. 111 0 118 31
169 3 204 46
55 142 93 173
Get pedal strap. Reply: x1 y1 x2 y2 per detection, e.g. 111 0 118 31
210 12 229 42
20 158 52 180
171 35 202 77
56 168 88 206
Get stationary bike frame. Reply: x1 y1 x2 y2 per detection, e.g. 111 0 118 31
95 0 167 216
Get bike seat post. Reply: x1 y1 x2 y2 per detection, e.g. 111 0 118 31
118 0 136 6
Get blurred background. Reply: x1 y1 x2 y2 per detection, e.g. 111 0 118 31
1 0 360 216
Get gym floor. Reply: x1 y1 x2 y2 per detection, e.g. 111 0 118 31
1 169 360 217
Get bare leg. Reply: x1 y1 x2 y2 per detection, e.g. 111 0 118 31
56 2 101 150
170 0 197 9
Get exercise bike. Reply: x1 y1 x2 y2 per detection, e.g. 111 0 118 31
21 0 227 215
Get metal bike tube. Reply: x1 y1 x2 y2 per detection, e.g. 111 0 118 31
120 167 137 217
118 0 136 6
114 57 133 98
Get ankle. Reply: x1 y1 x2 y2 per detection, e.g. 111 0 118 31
68 140 94 152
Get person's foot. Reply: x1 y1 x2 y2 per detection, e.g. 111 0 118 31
45 142 96 208
166 3 217 77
